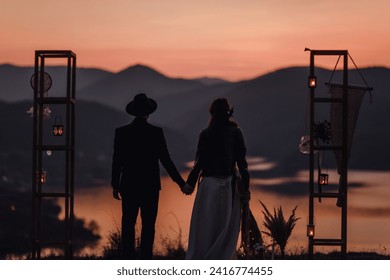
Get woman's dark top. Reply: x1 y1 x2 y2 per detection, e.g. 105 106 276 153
187 125 250 191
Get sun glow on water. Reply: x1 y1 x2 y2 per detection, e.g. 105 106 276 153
69 169 390 257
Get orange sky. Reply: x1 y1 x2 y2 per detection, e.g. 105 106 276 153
1 0 389 80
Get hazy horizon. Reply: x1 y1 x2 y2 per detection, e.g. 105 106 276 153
1 61 388 83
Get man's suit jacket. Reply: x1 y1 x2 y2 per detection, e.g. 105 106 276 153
111 117 184 194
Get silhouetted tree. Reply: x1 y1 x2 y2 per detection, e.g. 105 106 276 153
0 189 100 259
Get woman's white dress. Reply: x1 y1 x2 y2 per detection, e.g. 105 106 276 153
185 176 241 259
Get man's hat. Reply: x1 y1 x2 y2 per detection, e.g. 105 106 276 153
125 93 157 116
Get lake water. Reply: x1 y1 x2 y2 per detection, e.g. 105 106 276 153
71 166 390 257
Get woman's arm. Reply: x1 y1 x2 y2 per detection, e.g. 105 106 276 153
186 130 206 187
235 128 250 192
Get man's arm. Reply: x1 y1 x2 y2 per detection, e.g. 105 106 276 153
158 128 185 187
186 131 204 188
111 128 122 195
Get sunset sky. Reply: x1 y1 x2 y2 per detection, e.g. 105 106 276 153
1 0 389 80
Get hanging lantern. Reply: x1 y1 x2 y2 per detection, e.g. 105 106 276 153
36 170 47 184
299 135 319 155
308 76 317 88
53 116 64 136
319 173 329 185
318 160 329 186
307 224 315 237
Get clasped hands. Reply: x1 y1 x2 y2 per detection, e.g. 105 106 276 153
181 183 194 195
113 184 194 199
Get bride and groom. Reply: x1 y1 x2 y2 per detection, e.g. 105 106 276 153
111 93 251 260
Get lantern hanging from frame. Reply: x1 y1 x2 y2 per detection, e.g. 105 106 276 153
317 151 329 203
36 170 47 184
299 135 319 155
308 75 317 88
318 152 329 187
53 116 64 136
307 224 315 237
319 172 329 186
306 216 316 237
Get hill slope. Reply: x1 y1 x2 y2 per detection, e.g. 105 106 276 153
1 65 389 189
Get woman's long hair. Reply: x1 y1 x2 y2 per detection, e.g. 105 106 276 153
205 98 237 170
208 98 237 129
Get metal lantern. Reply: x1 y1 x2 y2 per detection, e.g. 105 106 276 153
299 135 319 155
36 170 47 184
319 173 329 185
307 224 315 237
318 160 329 186
53 116 64 136
308 76 317 88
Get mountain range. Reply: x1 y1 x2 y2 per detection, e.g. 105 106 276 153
1 63 389 190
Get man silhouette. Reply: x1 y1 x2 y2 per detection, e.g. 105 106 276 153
111 93 186 259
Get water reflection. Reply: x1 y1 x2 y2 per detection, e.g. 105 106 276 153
73 170 390 256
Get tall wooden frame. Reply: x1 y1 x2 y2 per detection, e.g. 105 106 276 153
307 49 348 259
31 50 76 259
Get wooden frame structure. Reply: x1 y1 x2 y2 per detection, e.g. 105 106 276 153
31 50 76 259
307 49 349 259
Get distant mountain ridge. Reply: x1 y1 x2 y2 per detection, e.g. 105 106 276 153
79 64 207 111
1 64 389 191
195 77 230 86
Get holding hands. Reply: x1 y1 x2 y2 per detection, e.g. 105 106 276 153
181 183 194 195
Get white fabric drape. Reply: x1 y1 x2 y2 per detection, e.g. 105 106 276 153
329 84 367 172
185 176 241 260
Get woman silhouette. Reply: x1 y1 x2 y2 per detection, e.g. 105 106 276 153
184 98 250 259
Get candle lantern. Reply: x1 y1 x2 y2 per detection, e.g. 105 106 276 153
299 135 319 155
318 160 329 186
319 173 329 185
53 116 64 136
308 76 317 88
307 224 315 237
36 170 47 184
